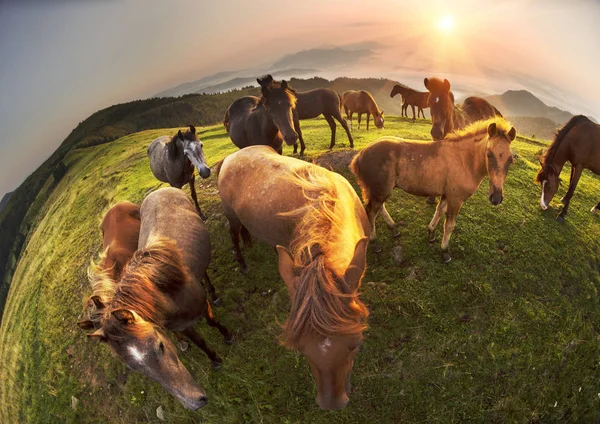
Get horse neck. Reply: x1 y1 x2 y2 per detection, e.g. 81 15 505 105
451 135 488 182
545 138 571 173
254 106 279 139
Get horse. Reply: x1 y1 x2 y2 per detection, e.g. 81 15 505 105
536 115 600 222
148 125 210 221
350 118 516 263
223 75 298 155
424 77 502 140
340 90 384 130
217 145 370 410
291 87 354 155
77 187 233 410
390 84 429 121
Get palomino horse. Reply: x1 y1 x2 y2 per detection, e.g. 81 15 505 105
536 115 600 222
350 118 516 263
293 87 354 155
78 188 233 410
223 75 298 154
390 84 429 121
218 145 370 410
148 125 210 221
424 77 502 140
341 90 384 130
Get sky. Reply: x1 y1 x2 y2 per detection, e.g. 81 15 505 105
0 0 599 197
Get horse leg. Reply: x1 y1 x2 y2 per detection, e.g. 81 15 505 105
189 175 207 221
365 199 385 253
179 327 222 368
428 196 447 242
402 102 407 117
411 105 416 122
557 165 583 222
293 115 305 156
333 110 354 148
380 203 400 237
440 200 463 263
561 166 575 203
419 108 424 119
203 272 221 306
225 212 249 273
357 113 362 130
175 333 189 352
323 114 337 149
204 302 234 344
592 201 600 214
366 113 370 131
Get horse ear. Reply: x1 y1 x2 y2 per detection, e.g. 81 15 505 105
177 130 184 140
443 79 451 92
111 309 136 326
276 245 298 298
508 127 516 141
87 328 107 342
344 237 369 287
487 122 497 138
77 320 95 330
257 75 273 87
424 78 429 89
89 295 104 310
281 80 288 90
189 125 196 134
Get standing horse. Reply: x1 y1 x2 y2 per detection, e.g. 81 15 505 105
223 75 298 154
536 115 600 222
148 125 210 221
218 145 370 410
341 90 384 130
424 77 502 140
390 84 430 121
350 118 516 263
292 88 354 155
78 188 233 410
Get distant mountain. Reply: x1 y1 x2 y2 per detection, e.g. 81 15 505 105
0 192 13 214
271 47 374 70
485 90 576 125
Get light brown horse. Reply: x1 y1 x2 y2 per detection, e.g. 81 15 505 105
341 90 384 130
536 115 600 222
350 118 516 263
218 145 370 410
390 84 429 121
424 77 502 140
78 188 232 410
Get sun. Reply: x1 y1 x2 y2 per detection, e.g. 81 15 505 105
437 15 455 32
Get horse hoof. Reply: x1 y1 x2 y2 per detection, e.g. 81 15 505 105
560 197 566 204
212 297 222 307
372 241 383 253
443 253 452 263
426 197 436 205
224 334 234 345
556 215 565 223
212 358 223 369
200 213 208 221
392 231 400 239
591 207 599 215
239 264 249 274
179 341 190 352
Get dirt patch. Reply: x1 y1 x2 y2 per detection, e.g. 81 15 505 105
312 149 358 172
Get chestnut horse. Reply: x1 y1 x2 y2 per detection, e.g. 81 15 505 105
78 188 232 410
536 115 600 222
351 118 516 263
218 145 370 410
341 90 384 130
424 77 502 140
148 125 210 221
223 75 298 154
390 84 429 121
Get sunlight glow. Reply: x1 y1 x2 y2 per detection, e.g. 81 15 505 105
437 15 455 32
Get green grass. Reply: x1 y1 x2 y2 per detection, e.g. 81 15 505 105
1 116 599 423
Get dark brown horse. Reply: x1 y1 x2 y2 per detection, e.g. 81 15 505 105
351 118 516 262
223 75 298 154
341 90 384 130
292 88 354 155
78 188 232 410
536 115 600 221
390 84 429 120
148 125 210 221
424 77 502 140
218 145 370 410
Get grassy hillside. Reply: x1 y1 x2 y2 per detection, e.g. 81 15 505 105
0 116 599 423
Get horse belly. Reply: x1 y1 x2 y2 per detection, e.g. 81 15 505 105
395 155 445 197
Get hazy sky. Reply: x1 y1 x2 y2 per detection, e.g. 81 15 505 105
0 0 599 196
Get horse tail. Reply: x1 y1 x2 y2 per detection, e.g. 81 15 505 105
349 151 370 203
338 93 344 115
240 225 252 248
214 159 225 176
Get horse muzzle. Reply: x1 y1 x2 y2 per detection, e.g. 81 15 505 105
283 132 299 146
431 126 444 140
489 192 503 206
198 165 211 179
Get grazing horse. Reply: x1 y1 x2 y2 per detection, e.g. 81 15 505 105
536 115 600 222
218 145 370 410
350 118 516 263
78 188 233 410
341 90 384 130
292 88 354 155
223 75 298 154
390 84 430 121
424 77 502 140
148 125 210 221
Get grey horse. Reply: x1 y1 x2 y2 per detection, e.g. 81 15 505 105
148 125 210 220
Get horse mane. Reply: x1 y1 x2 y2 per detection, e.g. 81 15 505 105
443 117 513 142
84 236 190 340
536 115 589 183
360 90 381 114
257 80 298 109
278 168 369 347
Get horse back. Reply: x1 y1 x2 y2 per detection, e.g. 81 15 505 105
226 96 260 149
101 201 141 279
295 88 340 119
462 97 500 124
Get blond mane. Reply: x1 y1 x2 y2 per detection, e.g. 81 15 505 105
279 167 369 347
443 117 514 142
